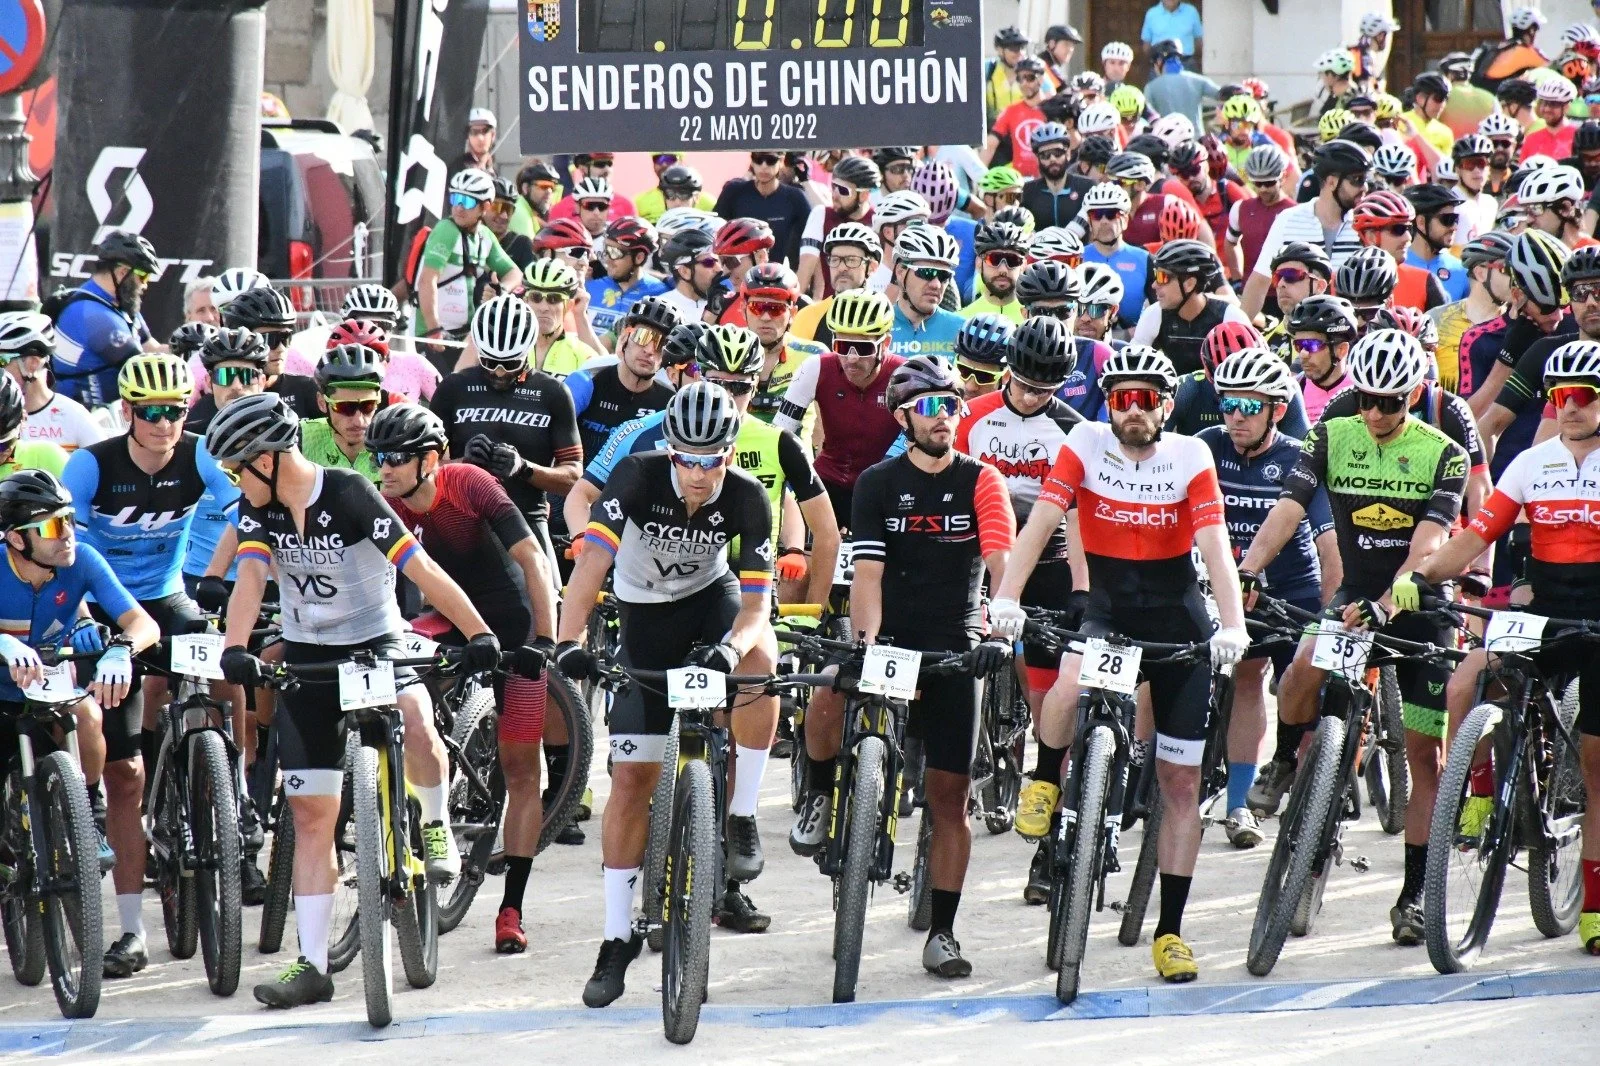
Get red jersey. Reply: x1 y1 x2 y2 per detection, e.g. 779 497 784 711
990 100 1047 178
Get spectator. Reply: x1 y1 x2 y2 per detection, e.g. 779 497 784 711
1140 0 1203 64
714 151 812 267
1144 38 1222 131
454 108 497 175
183 277 219 326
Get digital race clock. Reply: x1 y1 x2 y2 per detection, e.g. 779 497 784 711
519 0 985 153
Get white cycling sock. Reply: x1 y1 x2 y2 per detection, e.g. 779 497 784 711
295 894 333 972
116 893 145 941
729 745 770 817
415 781 447 826
602 866 640 941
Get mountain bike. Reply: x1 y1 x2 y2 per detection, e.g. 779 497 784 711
973 656 1029 835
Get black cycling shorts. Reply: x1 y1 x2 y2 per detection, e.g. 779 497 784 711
90 592 208 763
1020 561 1075 671
891 631 980 777
1325 586 1452 739
824 479 854 534
1245 591 1322 680
1518 606 1600 738
276 634 422 778
609 572 742 765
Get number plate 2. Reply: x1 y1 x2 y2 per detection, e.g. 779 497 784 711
24 661 81 702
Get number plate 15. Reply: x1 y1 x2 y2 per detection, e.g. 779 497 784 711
171 633 224 680
1077 638 1142 695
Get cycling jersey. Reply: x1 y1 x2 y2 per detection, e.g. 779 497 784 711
236 465 419 643
1521 122 1576 163
0 441 67 478
299 417 381 484
1081 243 1152 328
22 391 103 453
1298 370 1354 423
1191 180 1246 248
1281 415 1467 598
1057 338 1110 421
0 542 137 703
1199 426 1331 600
432 365 582 523
1469 434 1600 614
1492 319 1582 479
955 390 1081 560
564 361 673 463
1123 192 1175 248
852 451 1014 641
751 335 826 424
1459 313 1509 404
1320 383 1487 474
1020 176 1092 231
417 219 516 333
1430 301 1476 395
1405 248 1469 302
789 296 831 345
1131 297 1252 376
889 302 964 362
1038 420 1226 603
957 292 1024 324
583 451 772 605
1227 193 1296 277
989 99 1048 177
584 274 671 338
62 433 235 600
1393 262 1451 312
181 474 240 582
775 353 905 489
533 334 601 378
1169 370 1312 437
52 280 152 407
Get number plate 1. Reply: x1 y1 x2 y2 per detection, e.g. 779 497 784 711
1077 638 1142 695
859 645 920 700
338 660 397 711
1310 622 1372 678
1484 611 1547 653
171 633 224 680
23 661 81 702
667 667 721 709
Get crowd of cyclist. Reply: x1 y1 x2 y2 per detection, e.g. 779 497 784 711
7 7 1600 1020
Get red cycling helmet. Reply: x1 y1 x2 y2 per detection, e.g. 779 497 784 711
604 215 657 254
532 216 591 251
742 262 801 302
1200 134 1229 180
1241 77 1270 101
1351 188 1417 231
714 217 776 256
1159 197 1202 242
327 319 390 359
1200 319 1266 376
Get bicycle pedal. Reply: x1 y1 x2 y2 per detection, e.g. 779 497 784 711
1348 855 1371 872
891 871 912 894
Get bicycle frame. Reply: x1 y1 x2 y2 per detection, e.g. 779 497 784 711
347 704 421 902
1058 684 1138 903
147 685 240 878
661 705 730 926
1469 655 1582 860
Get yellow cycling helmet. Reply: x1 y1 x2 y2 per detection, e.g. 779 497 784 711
119 352 193 404
523 257 580 297
826 289 894 339
1109 84 1145 119
1222 94 1262 123
1318 107 1354 143
1373 93 1403 121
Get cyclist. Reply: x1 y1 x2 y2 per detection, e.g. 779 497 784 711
739 264 827 425
0 372 65 477
960 221 1031 323
888 226 965 361
1171 141 1245 261
1200 350 1337 847
1288 294 1361 421
991 345 1249 985
1243 140 1368 320
705 217 777 327
1259 242 1334 361
789 222 882 349
299 344 385 483
1225 144 1295 278
586 216 668 344
1403 183 1469 300
951 313 1011 400
1079 182 1152 330
1519 164 1590 248
1015 262 1106 419
1130 240 1252 375
415 168 524 360
519 259 602 378
1239 330 1467 947
0 313 103 454
1073 260 1125 351
1451 134 1499 243
985 57 1053 176
1389 340 1600 954
1432 231 1513 398
1350 190 1451 312
565 296 679 463
1522 79 1580 163
864 191 932 295
796 154 880 298
52 231 161 408
1169 320 1312 436
656 225 718 325
222 286 322 418
1372 142 1418 190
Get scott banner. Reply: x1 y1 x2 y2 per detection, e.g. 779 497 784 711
52 0 265 336
384 0 491 286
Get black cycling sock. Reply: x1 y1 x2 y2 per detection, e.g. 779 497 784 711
929 889 960 937
499 856 533 914
1154 874 1192 939
808 756 835 792
140 728 159 772
1400 843 1427 905
543 743 570 798
1272 721 1304 766
1034 742 1067 786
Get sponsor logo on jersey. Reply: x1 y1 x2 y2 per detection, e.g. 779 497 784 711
1326 474 1433 495
1531 502 1600 526
1093 499 1178 527
453 408 553 429
1352 502 1415 531
105 505 196 532
1442 452 1467 480
883 513 973 533
1356 533 1409 551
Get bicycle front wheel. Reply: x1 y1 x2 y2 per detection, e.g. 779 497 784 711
1528 681 1585 938
833 735 885 1004
258 784 294 953
440 685 499 934
643 718 680 953
539 673 593 854
190 730 242 997
661 759 716 1046
1054 726 1113 1005
153 752 197 961
37 751 101 1018
349 736 393 1028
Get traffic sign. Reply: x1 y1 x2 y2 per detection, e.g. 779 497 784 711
0 0 45 95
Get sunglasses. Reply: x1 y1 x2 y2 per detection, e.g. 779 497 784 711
1571 281 1600 303
21 514 71 540
1009 372 1058 397
1549 383 1600 408
719 254 747 272
132 403 186 423
533 180 560 192
1087 208 1122 221
1455 156 1488 170
1152 268 1177 285
1115 178 1146 190
911 266 953 282
746 298 791 319
1355 390 1407 414
1036 148 1069 161
1292 336 1331 355
1273 267 1310 286
580 200 611 212
375 451 423 467
751 153 781 166
1172 163 1203 179
956 361 1002 385
1430 212 1460 227
654 154 680 166
525 290 570 305
329 398 379 417
900 394 962 418
449 193 483 210
212 366 260 388
833 338 881 360
1252 179 1281 189
668 448 730 470
1028 302 1075 319
1080 301 1115 318
1219 396 1269 417
705 375 756 396
690 255 719 270
983 250 1026 269
832 183 858 197
884 162 913 175
259 330 293 349
1352 304 1388 321
1106 387 1165 412
826 253 869 269
627 325 664 349
552 247 591 263
1376 223 1411 238
602 246 635 261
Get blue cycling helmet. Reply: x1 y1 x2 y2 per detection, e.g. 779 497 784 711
954 313 1014 367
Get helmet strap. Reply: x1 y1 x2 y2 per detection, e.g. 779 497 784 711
9 529 53 573
398 454 435 500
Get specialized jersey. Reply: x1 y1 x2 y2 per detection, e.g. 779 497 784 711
431 365 582 523
1199 427 1331 600
236 466 419 644
1169 371 1311 437
564 362 673 462
1469 435 1600 613
955 390 1081 561
775 353 905 488
583 452 773 605
0 542 137 702
22 392 103 453
299 418 381 484
62 433 234 600
1281 415 1467 597
1038 420 1225 603
584 274 670 338
751 335 827 424
852 451 1014 642
1319 384 1487 474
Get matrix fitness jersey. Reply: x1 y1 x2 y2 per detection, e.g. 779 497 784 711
235 466 420 644
1280 415 1466 598
955 390 1081 562
1038 420 1225 604
0 543 137 702
1467 435 1600 616
62 433 235 600
1319 384 1488 476
1198 426 1332 601
431 365 581 523
583 452 773 605
775 353 906 488
852 452 1014 642
564 362 674 463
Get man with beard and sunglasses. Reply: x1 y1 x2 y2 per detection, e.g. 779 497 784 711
1020 124 1095 231
739 263 827 425
298 344 387 484
796 155 879 300
1478 111 1522 197
983 56 1052 177
1243 140 1370 320
0 312 104 455
960 221 1031 323
991 345 1249 984
53 231 163 409
61 351 239 980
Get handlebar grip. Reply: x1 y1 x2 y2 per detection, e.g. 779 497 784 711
776 603 824 619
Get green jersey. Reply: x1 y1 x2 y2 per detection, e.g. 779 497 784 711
0 440 68 479
300 418 381 485
416 219 516 333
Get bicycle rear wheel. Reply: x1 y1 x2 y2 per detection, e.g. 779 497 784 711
258 783 294 953
440 685 499 934
190 730 242 997
349 736 393 1028
906 808 933 931
980 671 1023 835
1054 726 1112 1005
1364 666 1408 836
539 674 593 854
661 759 716 1045
833 735 885 1004
644 718 680 953
37 751 101 1019
395 800 440 989
1117 777 1162 947
1528 682 1585 938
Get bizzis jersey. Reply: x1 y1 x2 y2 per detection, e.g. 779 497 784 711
955 390 1081 561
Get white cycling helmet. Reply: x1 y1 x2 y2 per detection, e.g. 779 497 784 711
1244 143 1289 183
1315 49 1355 76
655 207 722 240
1106 151 1158 184
0 311 55 357
467 107 497 129
1082 181 1132 213
1537 78 1577 104
1372 142 1417 179
875 190 932 229
1078 262 1125 307
1212 346 1298 401
1029 227 1083 262
1510 6 1546 32
448 167 496 202
1518 163 1586 206
341 282 402 325
893 225 961 269
1544 340 1600 388
570 176 613 202
1100 344 1178 392
470 294 537 370
1077 101 1121 136
1478 112 1521 138
1434 157 1457 183
1347 328 1429 396
1563 23 1600 49
1101 41 1133 63
1149 113 1196 148
211 268 272 311
1359 12 1400 37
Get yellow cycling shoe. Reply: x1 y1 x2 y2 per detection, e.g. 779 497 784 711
1152 933 1198 983
1014 780 1061 841
1457 795 1493 843
1580 912 1600 956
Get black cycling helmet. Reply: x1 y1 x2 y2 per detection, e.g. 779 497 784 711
1016 261 1081 306
1459 230 1516 270
1404 181 1465 216
1452 132 1495 160
872 145 916 168
1335 245 1399 302
1497 79 1538 108
0 469 71 533
1338 122 1384 152
662 321 711 368
832 155 882 190
659 164 704 195
365 402 448 455
954 314 1012 367
1076 135 1117 168
994 25 1028 48
973 220 1030 256
661 227 714 269
1169 141 1207 175
92 230 158 274
1151 37 1184 62
1009 316 1077 384
223 285 296 331
517 160 560 188
1270 240 1333 279
315 343 384 389
1313 139 1372 178
1412 71 1450 101
1152 239 1217 279
199 326 269 370
1565 245 1600 285
886 355 961 410
1287 294 1359 340
0 373 21 441
622 294 681 335
1576 121 1600 154
168 321 219 358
